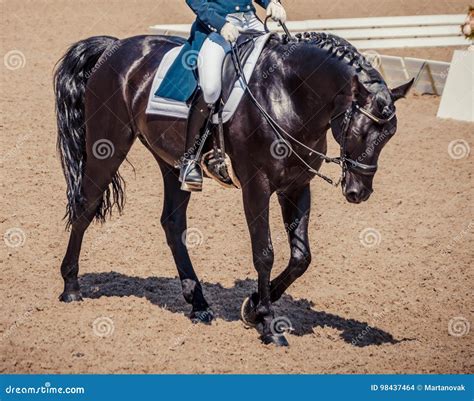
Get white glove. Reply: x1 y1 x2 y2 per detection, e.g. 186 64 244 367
220 23 240 43
266 0 287 24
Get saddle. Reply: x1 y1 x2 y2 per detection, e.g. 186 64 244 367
220 30 261 103
146 31 273 189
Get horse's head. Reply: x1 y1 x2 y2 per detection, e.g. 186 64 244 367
331 75 414 204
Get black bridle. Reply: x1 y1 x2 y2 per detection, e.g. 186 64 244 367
230 41 396 187
330 102 396 182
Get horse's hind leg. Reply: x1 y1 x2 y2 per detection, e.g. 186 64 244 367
157 161 213 323
59 128 134 302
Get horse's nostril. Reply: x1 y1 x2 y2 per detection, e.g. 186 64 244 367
346 190 359 203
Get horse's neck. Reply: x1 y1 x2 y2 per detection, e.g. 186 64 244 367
269 44 352 141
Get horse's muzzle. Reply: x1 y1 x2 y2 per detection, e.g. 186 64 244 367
342 178 373 204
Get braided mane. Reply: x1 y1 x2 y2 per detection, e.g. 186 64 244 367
280 32 383 84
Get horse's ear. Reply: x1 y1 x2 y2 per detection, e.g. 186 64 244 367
351 75 370 102
391 78 415 101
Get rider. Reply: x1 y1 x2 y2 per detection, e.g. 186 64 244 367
179 0 287 191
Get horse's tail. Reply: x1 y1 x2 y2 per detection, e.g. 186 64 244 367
54 35 119 228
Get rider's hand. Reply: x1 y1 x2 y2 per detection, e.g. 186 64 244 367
266 0 287 24
220 23 240 43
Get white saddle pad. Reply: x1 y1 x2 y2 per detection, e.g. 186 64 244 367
146 33 271 124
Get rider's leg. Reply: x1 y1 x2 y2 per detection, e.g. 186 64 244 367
180 34 229 192
179 90 211 192
198 34 230 104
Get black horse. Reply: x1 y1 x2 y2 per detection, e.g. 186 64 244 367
54 32 413 346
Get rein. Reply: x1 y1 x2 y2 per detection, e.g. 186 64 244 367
230 37 395 186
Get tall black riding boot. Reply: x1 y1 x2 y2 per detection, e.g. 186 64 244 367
179 90 212 192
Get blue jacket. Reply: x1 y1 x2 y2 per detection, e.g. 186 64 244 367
155 0 271 102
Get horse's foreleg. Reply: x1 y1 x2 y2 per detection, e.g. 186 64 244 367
240 179 287 345
158 161 213 323
270 184 312 302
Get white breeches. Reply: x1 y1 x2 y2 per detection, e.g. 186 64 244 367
198 12 264 104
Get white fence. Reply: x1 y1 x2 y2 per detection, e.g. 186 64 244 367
376 55 450 95
150 14 467 96
150 14 470 49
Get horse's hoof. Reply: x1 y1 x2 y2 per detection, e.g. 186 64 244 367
261 334 289 347
240 296 258 328
190 308 214 325
59 292 83 303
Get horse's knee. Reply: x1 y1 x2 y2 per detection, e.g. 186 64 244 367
160 215 185 247
290 250 312 277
